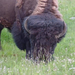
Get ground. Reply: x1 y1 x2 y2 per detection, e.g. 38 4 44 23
0 0 75 75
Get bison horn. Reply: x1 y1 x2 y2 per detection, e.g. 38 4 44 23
55 22 67 39
24 17 31 34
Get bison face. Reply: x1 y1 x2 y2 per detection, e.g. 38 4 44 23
23 13 67 62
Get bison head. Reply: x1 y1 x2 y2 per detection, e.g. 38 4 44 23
23 13 67 62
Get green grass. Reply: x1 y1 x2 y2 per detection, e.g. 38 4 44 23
0 0 75 75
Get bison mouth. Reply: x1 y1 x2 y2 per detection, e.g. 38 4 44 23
23 13 67 62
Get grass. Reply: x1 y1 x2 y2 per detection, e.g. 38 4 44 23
0 0 75 75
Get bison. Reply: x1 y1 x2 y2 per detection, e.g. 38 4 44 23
0 0 67 62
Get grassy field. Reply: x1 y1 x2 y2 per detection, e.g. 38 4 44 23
0 0 75 75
